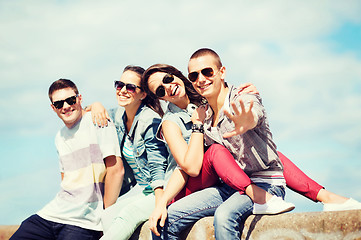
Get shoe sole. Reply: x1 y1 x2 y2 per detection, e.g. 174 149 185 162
253 205 295 215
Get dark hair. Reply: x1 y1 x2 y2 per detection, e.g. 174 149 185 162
141 64 206 116
189 48 222 69
123 65 164 116
48 79 79 102
123 65 145 76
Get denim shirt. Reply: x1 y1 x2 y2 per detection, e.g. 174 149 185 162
157 102 197 176
108 103 169 190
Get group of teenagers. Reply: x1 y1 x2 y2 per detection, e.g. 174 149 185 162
11 48 361 240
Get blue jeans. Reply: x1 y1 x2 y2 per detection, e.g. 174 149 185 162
10 214 102 240
155 182 285 240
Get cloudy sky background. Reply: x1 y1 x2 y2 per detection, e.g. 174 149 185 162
1 0 361 224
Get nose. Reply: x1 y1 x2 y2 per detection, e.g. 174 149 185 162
197 72 207 83
119 85 128 93
62 101 71 109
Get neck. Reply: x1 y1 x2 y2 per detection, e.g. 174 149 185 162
207 85 229 114
172 95 190 110
66 109 85 129
124 103 141 131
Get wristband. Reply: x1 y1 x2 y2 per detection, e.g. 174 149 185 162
192 123 204 133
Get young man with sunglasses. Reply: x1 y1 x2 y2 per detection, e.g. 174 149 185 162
10 79 124 240
157 49 293 240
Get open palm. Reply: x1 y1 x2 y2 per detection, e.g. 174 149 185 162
223 99 256 138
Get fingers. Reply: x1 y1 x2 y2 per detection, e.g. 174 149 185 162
223 131 237 138
149 216 160 236
160 212 167 227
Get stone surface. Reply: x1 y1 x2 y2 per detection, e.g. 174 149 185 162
3 210 361 240
0 226 18 240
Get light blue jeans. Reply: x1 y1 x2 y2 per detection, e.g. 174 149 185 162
101 184 155 240
156 182 285 240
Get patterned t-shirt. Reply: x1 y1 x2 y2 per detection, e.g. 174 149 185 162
37 112 121 231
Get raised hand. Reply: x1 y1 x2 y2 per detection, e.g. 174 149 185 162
223 99 257 138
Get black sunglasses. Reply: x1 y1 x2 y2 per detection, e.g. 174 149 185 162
188 67 217 82
155 74 174 98
114 81 141 93
52 95 78 109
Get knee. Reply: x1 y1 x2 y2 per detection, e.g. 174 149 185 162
214 205 231 227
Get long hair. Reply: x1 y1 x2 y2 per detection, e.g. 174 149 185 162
141 64 206 116
123 65 164 116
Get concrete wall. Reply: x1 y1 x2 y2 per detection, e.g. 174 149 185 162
2 210 361 239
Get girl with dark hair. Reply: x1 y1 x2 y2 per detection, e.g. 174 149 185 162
87 65 172 240
141 63 361 238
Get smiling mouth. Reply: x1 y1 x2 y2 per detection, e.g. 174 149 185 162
197 82 212 90
170 85 179 96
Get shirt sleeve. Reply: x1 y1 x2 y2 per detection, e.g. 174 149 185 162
96 120 121 159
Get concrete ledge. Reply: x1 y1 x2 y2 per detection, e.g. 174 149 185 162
130 209 361 240
3 210 361 239
0 226 18 240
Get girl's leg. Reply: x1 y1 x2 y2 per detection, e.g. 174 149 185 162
279 151 361 211
101 192 155 240
178 144 294 214
278 151 323 202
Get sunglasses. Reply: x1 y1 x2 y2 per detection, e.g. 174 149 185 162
114 81 141 93
188 67 218 82
155 74 175 98
52 95 78 109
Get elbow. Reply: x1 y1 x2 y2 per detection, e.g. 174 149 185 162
184 166 201 178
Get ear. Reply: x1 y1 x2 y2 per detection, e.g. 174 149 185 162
78 94 83 104
51 103 57 112
140 92 147 101
220 66 226 81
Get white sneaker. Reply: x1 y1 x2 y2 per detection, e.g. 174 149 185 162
253 196 295 215
323 198 361 211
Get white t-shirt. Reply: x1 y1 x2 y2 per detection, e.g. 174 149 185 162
37 112 121 231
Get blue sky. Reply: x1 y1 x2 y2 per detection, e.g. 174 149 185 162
1 0 361 225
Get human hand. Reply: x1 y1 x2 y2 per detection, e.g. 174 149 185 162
223 99 256 138
237 83 259 95
149 203 168 236
90 102 110 127
191 105 207 124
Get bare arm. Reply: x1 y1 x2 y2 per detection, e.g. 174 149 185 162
162 120 202 176
103 155 124 209
149 169 188 236
85 102 111 127
182 105 207 177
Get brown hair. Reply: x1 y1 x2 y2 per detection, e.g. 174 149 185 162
124 65 164 116
189 48 223 69
48 79 79 102
141 64 206 117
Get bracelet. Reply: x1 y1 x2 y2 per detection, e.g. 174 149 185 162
192 123 204 133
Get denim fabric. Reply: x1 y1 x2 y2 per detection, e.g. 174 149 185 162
100 184 155 240
214 182 285 240
108 103 169 190
156 182 285 240
10 214 101 240
158 102 197 183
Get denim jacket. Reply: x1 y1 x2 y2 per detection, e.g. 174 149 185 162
108 103 169 190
